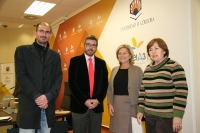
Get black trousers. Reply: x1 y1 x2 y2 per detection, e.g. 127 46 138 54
145 113 177 133
72 109 102 133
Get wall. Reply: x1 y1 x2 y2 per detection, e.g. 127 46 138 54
0 27 35 63
191 0 200 132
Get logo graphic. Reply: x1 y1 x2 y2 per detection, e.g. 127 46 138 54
130 0 142 20
6 67 10 72
71 28 76 35
65 47 69 54
63 31 67 39
88 19 95 29
131 37 143 50
72 28 75 33
58 49 61 55
131 37 147 63
70 45 74 53
63 63 68 71
97 15 101 20
90 20 93 26
96 15 102 26
58 34 62 41
77 24 82 33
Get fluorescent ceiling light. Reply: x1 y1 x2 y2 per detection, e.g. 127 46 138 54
24 1 56 16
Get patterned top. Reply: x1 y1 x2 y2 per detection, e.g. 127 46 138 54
137 58 188 118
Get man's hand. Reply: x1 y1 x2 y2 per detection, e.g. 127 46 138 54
90 99 99 109
85 99 99 109
35 95 48 109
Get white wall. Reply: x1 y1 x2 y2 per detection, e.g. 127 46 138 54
191 0 200 132
98 0 194 132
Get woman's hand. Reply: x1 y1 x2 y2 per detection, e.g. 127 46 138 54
173 117 182 132
108 104 114 116
136 112 144 125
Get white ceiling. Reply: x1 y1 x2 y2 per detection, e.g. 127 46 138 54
0 0 98 29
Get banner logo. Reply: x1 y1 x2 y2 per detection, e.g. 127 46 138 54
63 63 68 71
130 0 142 20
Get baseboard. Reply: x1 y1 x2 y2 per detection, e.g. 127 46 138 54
101 124 109 128
101 125 109 129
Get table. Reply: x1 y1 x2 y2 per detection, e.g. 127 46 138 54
55 111 72 121
0 110 17 127
0 109 72 127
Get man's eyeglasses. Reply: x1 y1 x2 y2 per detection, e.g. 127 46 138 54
37 30 51 35
85 43 97 47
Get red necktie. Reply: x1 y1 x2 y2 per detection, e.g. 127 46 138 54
88 58 94 98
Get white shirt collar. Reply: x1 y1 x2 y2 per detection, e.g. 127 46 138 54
84 53 95 62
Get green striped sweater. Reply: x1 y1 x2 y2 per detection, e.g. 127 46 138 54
137 58 188 118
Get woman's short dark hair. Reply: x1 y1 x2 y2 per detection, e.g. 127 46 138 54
147 38 169 57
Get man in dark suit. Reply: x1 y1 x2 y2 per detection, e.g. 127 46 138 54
68 35 108 133
14 22 62 133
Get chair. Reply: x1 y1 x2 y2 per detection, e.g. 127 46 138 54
60 82 71 110
50 121 68 133
7 128 19 133
60 82 72 130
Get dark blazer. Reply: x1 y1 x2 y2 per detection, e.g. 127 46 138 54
68 54 108 113
14 43 62 128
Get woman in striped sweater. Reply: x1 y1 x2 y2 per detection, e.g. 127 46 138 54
136 38 188 133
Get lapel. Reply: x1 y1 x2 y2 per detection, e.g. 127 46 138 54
111 66 119 80
44 49 52 66
80 54 89 76
29 44 41 61
110 66 119 88
94 56 99 77
127 65 136 88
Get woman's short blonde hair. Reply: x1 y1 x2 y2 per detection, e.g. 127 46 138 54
116 44 135 65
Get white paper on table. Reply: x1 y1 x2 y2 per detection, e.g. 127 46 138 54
131 117 144 133
0 116 12 122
